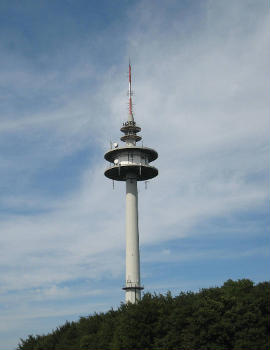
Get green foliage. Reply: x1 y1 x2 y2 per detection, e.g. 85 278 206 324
17 279 270 350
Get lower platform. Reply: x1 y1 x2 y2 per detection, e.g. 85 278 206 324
104 164 158 181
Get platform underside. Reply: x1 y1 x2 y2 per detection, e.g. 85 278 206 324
104 164 158 181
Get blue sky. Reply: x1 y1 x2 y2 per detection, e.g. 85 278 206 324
0 0 269 348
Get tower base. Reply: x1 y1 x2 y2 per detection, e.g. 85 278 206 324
123 285 144 303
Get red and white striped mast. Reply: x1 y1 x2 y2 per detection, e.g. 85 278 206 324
128 61 134 122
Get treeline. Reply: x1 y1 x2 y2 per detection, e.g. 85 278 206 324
17 279 269 350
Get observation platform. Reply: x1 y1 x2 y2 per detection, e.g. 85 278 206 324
104 146 158 181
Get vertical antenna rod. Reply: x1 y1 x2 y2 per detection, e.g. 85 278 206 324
128 61 134 122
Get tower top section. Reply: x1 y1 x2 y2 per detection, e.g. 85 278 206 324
104 63 158 182
120 62 142 145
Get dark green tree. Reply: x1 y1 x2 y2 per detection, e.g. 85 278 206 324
17 279 270 350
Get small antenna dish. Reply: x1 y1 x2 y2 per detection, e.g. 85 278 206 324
114 159 119 165
113 142 118 148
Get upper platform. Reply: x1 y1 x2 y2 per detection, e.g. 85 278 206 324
104 146 158 163
120 120 142 143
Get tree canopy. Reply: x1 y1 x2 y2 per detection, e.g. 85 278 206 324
17 279 270 350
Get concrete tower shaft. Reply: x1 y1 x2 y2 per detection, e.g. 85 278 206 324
124 176 143 303
104 63 158 303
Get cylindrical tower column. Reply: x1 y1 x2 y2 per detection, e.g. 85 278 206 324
125 175 142 303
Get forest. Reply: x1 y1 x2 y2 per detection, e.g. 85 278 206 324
17 279 269 350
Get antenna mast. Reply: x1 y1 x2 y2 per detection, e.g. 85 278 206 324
128 61 134 122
